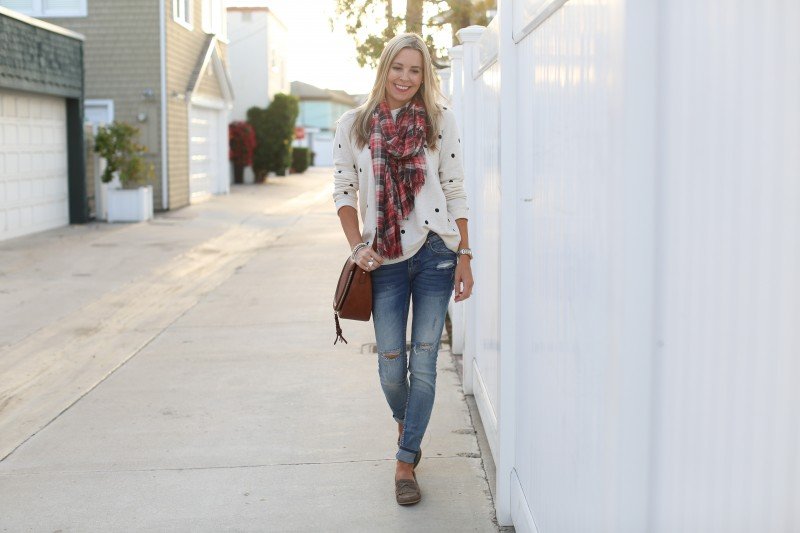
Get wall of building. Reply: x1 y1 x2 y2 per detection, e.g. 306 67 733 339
264 8 288 100
227 7 287 121
43 0 163 209
298 100 356 132
227 8 268 121
166 0 228 209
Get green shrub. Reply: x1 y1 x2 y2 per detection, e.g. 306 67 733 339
291 147 311 174
93 122 154 188
246 106 270 182
247 93 299 180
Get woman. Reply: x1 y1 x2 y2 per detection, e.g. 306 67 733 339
333 33 474 505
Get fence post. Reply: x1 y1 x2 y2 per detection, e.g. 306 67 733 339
447 45 466 357
448 46 464 126
455 25 485 396
438 67 452 99
496 0 516 525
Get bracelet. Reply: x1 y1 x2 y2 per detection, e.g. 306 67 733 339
351 242 368 261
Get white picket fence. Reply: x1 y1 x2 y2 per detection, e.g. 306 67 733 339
447 0 800 530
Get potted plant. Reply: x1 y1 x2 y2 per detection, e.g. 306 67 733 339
228 121 256 184
94 122 155 222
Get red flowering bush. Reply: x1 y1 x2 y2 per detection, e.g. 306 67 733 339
228 121 257 167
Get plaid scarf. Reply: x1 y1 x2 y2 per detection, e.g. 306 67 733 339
369 99 428 259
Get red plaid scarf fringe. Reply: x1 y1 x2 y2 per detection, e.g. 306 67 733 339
369 99 428 259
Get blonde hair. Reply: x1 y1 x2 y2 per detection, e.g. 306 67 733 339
351 33 444 150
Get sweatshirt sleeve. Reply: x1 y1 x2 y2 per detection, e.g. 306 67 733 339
437 108 469 220
332 114 359 213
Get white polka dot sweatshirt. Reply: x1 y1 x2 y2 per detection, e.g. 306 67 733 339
332 104 469 265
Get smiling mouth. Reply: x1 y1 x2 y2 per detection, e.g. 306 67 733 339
394 84 411 91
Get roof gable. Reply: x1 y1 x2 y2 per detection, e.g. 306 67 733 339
187 36 234 104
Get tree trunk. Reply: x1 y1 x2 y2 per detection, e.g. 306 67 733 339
385 0 394 38
233 164 244 184
406 0 423 34
447 0 487 43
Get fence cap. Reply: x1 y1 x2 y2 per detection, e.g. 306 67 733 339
448 45 464 59
457 25 485 44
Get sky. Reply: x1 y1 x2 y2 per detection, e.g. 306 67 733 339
266 0 379 95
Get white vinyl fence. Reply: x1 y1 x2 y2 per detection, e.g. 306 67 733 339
448 0 800 531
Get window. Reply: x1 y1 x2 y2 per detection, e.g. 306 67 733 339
202 0 225 37
0 0 87 17
173 0 191 29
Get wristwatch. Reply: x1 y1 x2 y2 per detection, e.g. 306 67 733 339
457 248 473 259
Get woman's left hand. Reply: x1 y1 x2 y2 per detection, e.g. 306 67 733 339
453 257 474 302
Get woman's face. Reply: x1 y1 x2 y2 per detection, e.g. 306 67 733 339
384 47 424 110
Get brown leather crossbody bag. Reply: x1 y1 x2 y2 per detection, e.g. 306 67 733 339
332 242 376 345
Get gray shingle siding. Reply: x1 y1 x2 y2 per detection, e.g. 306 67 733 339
0 14 83 98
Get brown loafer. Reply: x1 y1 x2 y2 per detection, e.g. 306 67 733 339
395 473 421 505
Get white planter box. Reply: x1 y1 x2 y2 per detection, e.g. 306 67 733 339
107 185 153 223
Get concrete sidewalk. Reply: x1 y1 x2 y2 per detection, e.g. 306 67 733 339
0 168 500 531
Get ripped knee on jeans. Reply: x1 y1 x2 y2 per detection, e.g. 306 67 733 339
412 342 435 355
380 348 402 360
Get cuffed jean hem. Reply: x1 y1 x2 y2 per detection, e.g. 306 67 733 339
393 416 404 424
396 446 418 464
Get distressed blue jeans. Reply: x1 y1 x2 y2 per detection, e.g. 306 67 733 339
371 231 457 464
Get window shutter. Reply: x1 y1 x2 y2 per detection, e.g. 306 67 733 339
1 0 35 12
173 0 190 23
43 0 84 14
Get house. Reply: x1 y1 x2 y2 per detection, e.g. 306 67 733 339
1 0 236 213
226 0 289 121
0 7 86 241
290 81 360 167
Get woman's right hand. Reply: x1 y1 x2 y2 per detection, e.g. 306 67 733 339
355 246 384 271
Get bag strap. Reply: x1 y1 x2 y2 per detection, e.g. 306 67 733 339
334 313 347 345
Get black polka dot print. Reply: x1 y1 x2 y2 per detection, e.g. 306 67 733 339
435 208 440 212
344 191 348 195
451 153 455 158
424 220 428 225
338 144 341 148
443 106 448 110
338 170 342 173
449 179 453 183
401 229 405 234
438 134 442 139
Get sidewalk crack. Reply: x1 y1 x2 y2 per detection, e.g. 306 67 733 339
0 455 470 476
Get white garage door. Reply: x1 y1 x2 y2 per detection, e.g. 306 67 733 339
189 105 220 202
0 89 68 241
311 131 334 167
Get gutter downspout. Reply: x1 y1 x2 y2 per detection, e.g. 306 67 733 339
159 0 169 209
